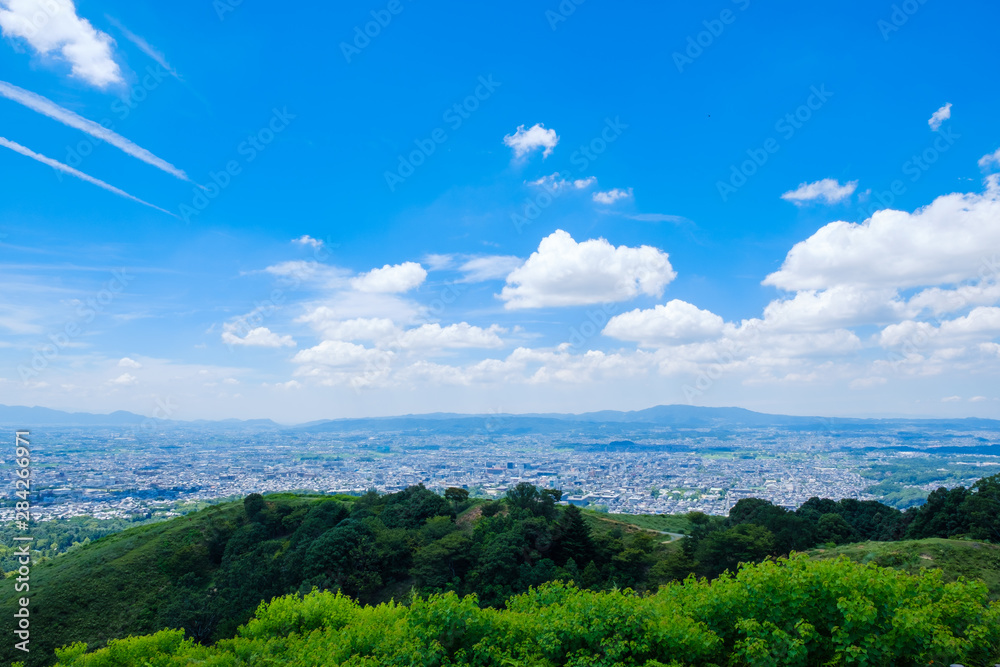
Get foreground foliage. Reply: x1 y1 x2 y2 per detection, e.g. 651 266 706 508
50 556 1000 667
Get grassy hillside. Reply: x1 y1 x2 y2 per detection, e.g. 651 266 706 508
807 537 1000 599
1 487 677 667
6 478 1000 667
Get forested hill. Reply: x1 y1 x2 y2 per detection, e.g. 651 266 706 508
3 476 1000 666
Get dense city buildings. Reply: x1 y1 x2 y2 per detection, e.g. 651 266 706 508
4 422 996 522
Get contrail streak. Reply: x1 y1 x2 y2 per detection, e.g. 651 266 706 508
0 136 176 217
0 79 189 181
104 15 182 81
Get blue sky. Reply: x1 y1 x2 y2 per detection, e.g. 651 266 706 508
1 0 999 422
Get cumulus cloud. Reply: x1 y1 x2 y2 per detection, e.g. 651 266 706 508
350 262 426 293
499 230 676 309
293 340 389 369
761 286 912 332
928 103 952 131
780 178 858 205
764 181 1000 291
397 323 506 350
593 188 634 205
603 300 726 346
118 357 141 368
503 123 558 159
879 307 1000 349
0 0 122 87
109 372 137 386
222 325 296 348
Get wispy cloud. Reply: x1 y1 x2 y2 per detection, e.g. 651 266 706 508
0 80 189 181
104 14 180 80
0 135 174 216
979 147 1000 171
0 0 122 88
627 213 691 225
593 187 633 204
781 178 857 205
928 103 952 131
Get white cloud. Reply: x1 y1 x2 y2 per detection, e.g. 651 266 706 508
603 300 726 346
941 395 962 402
262 260 347 288
298 292 423 325
970 395 988 402
292 235 323 249
423 253 454 271
979 148 1000 171
928 103 952 131
499 230 676 309
907 281 1000 316
350 262 426 293
503 123 558 159
780 178 858 205
292 340 389 368
593 188 633 205
879 307 1000 349
222 325 296 348
458 255 523 282
304 316 398 343
528 173 595 191
397 323 506 350
109 372 137 386
764 181 1000 291
0 0 122 87
0 80 188 180
118 357 141 368
761 286 911 332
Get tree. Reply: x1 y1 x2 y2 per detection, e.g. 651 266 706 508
444 487 470 507
243 493 265 522
905 486 971 539
553 505 594 566
694 524 775 578
961 474 1000 541
815 513 855 545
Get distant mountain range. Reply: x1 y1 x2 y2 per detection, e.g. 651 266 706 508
1 403 998 433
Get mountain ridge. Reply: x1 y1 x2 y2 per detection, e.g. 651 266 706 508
1 402 998 431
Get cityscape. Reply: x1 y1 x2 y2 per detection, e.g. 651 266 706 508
4 417 996 522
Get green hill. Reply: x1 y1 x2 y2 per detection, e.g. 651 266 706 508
5 477 1000 666
1 486 676 667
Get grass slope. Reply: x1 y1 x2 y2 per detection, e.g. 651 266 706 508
807 538 1000 599
1 495 325 667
